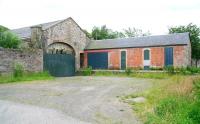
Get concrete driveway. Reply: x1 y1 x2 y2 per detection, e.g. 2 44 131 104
0 76 152 124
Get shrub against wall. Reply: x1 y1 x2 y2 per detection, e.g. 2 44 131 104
82 66 92 76
0 25 21 49
13 63 24 78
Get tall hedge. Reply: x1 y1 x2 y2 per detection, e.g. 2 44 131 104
0 25 21 49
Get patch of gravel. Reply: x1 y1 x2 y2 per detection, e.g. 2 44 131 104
0 76 152 124
0 100 90 124
126 97 146 103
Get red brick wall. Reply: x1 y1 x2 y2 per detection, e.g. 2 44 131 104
109 50 120 69
83 52 88 68
151 47 164 67
174 46 185 67
127 48 143 68
83 45 187 69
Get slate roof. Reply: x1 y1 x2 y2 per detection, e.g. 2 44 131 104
11 20 64 39
85 33 190 50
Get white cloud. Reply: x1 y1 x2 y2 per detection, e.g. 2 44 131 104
0 0 200 34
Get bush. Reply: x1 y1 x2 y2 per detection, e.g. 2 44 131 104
189 79 200 123
125 68 132 75
174 67 200 75
145 78 200 124
13 63 24 78
82 66 92 76
154 97 177 117
177 67 189 75
0 25 9 32
193 79 200 99
187 66 199 74
188 103 200 124
0 31 21 48
0 71 53 84
147 97 193 124
150 67 163 71
164 66 175 74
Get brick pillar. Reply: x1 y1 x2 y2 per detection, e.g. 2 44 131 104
84 52 88 67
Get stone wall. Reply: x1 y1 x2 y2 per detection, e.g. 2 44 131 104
42 18 90 70
0 48 43 74
31 26 43 49
173 45 191 67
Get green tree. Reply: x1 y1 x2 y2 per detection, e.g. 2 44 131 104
169 23 200 67
0 25 9 32
91 25 120 40
0 25 21 49
83 29 92 39
123 27 151 37
88 25 150 40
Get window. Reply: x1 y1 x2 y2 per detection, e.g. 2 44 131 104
144 49 150 60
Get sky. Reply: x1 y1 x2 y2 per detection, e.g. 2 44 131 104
0 0 200 34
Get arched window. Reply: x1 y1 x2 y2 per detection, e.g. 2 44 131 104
144 49 150 60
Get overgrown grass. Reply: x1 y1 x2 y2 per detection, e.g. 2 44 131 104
86 71 170 79
79 66 200 78
0 71 53 84
123 75 200 124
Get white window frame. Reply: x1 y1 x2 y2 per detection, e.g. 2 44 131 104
143 48 151 67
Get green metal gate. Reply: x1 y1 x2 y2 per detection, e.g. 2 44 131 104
43 54 75 77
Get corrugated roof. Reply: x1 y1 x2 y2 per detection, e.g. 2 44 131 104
85 33 190 50
11 20 64 39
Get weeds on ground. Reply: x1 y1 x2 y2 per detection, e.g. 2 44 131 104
92 71 169 79
123 75 200 124
13 63 24 78
80 66 200 79
0 71 53 84
125 68 132 76
94 71 122 76
81 66 92 76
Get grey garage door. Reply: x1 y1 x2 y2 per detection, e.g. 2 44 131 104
88 52 108 69
43 54 75 77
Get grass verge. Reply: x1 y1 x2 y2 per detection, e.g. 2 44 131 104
0 71 54 84
122 75 200 124
93 71 170 79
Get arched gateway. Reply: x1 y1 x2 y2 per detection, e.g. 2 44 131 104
43 42 75 77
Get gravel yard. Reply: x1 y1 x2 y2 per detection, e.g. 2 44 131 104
0 76 152 124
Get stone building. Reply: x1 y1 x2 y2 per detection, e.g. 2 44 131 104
12 17 90 71
11 17 191 76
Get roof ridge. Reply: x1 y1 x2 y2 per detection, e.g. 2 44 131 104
93 32 189 42
12 17 70 31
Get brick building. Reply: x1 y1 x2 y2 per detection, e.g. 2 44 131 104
84 33 191 70
10 17 191 76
